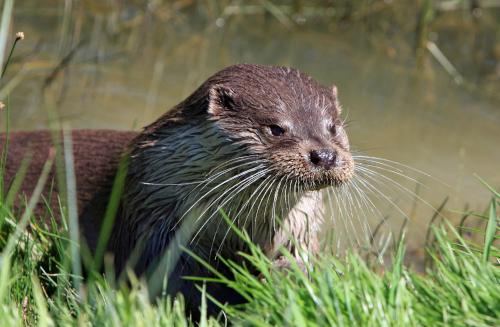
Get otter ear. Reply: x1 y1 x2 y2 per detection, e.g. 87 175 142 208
208 85 237 115
332 85 341 113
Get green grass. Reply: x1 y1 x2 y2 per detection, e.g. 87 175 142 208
0 168 498 326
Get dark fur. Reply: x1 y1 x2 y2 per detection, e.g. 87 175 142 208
2 64 353 316
0 130 135 218
103 64 352 314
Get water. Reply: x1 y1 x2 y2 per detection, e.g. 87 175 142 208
5 2 500 256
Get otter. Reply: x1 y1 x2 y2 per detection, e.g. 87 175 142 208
1 64 354 315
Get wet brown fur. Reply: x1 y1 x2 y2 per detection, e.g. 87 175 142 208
1 64 354 316
0 130 136 216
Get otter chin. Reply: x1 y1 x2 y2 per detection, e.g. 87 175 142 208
2 64 354 317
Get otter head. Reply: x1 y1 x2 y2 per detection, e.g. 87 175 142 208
203 64 354 191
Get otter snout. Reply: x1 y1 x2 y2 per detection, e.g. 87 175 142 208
309 149 342 170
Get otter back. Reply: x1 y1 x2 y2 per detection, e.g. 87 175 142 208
0 130 136 220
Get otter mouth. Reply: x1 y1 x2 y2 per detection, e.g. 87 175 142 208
310 183 329 191
299 154 354 191
309 179 345 191
271 165 354 192
306 165 355 191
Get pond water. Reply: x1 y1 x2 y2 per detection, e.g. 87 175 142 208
4 2 500 259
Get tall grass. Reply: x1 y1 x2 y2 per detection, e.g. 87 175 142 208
0 168 497 325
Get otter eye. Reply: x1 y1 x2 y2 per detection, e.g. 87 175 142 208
328 122 340 136
329 124 337 136
269 124 285 136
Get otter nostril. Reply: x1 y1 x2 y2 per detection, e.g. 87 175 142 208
309 149 338 169
309 150 321 166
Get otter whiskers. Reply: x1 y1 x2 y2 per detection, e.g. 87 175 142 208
318 154 448 260
191 166 271 242
167 163 263 232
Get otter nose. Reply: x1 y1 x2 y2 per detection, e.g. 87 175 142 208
309 149 340 169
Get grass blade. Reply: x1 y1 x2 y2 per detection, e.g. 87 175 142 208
0 148 54 301
483 198 497 263
0 0 14 73
63 126 82 300
31 275 54 327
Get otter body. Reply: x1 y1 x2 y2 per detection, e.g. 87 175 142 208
2 64 354 315
0 130 135 215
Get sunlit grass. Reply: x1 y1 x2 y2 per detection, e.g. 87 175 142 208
0 167 497 326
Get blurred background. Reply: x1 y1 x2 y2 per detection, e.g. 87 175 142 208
2 0 499 265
